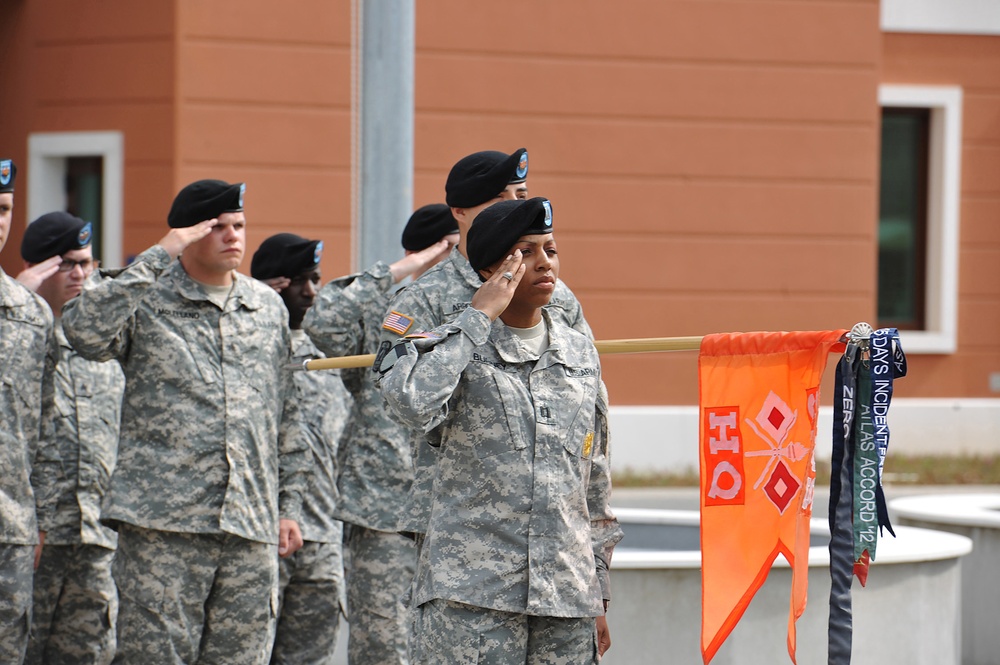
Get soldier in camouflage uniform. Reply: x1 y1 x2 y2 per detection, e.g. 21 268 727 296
375 150 614 654
301 204 457 665
62 180 308 664
17 212 125 665
0 160 58 665
251 233 353 665
376 198 622 664
374 149 592 537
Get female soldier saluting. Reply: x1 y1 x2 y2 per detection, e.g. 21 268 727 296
376 197 622 664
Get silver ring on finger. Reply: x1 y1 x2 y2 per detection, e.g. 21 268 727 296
501 271 514 282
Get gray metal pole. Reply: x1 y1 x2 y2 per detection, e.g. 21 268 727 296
356 0 415 271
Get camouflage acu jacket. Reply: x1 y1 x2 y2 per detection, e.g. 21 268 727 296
302 261 414 531
0 270 56 545
32 322 125 549
379 307 622 618
62 246 308 545
290 330 351 543
376 248 593 535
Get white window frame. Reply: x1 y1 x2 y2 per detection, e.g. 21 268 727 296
882 0 1000 37
27 131 124 267
878 85 962 354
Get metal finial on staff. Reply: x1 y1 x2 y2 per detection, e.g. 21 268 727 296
846 321 873 347
839 322 873 359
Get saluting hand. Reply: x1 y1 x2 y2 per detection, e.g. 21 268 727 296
470 250 526 321
157 218 218 260
15 256 63 292
261 276 291 293
389 238 453 283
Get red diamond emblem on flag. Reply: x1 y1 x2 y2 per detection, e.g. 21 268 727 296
763 460 801 514
767 407 785 430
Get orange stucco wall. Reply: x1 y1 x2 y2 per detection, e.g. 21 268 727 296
0 0 176 259
3 1 996 404
412 0 882 404
0 0 355 275
174 0 354 272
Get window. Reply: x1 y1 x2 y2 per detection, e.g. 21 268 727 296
877 86 962 354
879 108 929 330
27 132 124 267
65 156 106 261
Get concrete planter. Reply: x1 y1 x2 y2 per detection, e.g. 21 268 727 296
602 508 972 665
891 493 1000 665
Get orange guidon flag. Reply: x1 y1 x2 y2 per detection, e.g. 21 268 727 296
699 330 846 664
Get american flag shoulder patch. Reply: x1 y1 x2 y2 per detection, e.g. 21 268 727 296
382 311 414 336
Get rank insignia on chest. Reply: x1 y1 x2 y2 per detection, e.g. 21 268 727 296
582 431 594 457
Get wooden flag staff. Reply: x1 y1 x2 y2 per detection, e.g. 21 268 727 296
298 335 706 371
297 328 869 372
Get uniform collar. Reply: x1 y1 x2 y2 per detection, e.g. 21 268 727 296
290 329 320 360
490 309 578 369
165 262 265 311
445 247 484 290
55 318 73 349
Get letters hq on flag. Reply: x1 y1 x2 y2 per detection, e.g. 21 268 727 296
699 330 845 665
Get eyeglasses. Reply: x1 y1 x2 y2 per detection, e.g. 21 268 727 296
57 258 98 273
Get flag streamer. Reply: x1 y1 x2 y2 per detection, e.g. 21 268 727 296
828 327 906 664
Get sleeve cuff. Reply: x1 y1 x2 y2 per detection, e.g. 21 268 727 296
142 244 174 271
367 261 395 291
36 512 56 532
452 306 492 346
278 494 303 526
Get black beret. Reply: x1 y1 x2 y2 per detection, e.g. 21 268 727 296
401 203 458 252
445 148 528 208
0 159 16 193
21 212 93 263
167 179 245 228
251 233 323 281
467 197 554 277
